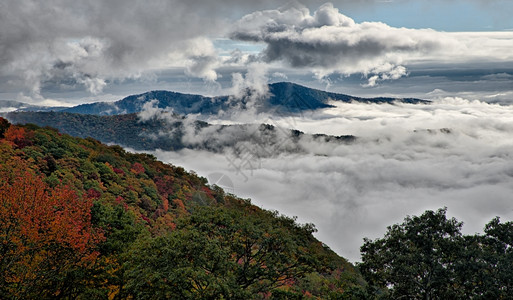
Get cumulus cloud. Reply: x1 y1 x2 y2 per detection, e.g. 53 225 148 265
229 3 441 84
148 98 513 262
229 63 270 100
229 3 513 86
183 38 221 82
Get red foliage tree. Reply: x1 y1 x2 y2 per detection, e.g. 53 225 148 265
0 160 104 297
130 162 145 175
113 167 125 175
87 188 102 199
3 125 33 148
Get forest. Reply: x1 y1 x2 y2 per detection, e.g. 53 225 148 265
0 117 512 299
0 118 362 299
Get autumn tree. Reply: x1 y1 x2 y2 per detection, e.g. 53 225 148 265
3 125 33 148
0 120 364 298
0 159 104 298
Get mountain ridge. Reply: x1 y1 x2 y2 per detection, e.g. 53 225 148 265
5 111 356 154
0 99 68 113
62 82 430 116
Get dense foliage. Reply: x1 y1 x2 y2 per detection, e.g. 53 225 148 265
360 208 513 299
0 118 362 299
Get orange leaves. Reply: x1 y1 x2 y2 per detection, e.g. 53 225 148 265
0 168 103 252
0 164 104 291
162 197 169 212
4 125 33 148
173 198 186 211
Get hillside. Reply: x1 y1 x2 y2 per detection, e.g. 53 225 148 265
5 111 356 154
0 118 364 299
62 82 429 116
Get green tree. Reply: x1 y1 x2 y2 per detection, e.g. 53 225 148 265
121 206 322 299
479 217 513 298
359 208 464 299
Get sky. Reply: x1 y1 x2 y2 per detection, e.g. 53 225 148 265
1 0 513 105
3 0 513 262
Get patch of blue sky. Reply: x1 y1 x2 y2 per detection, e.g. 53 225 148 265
342 0 513 32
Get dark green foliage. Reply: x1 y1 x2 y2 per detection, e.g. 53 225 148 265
121 205 353 299
90 202 144 256
360 208 513 299
479 217 513 297
360 208 463 298
0 117 9 138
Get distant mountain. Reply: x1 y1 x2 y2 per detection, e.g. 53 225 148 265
63 82 430 116
0 100 67 113
6 111 355 154
6 112 183 150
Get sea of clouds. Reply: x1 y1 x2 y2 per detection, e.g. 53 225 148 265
147 97 513 262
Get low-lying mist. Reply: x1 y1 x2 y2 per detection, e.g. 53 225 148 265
142 97 513 262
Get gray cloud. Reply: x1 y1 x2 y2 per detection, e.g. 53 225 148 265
230 3 442 83
2 0 512 104
0 0 224 102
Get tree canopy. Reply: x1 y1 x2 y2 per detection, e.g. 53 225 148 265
359 208 513 299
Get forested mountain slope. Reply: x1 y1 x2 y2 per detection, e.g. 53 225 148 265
0 118 364 299
6 111 356 154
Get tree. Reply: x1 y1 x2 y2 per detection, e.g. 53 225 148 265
0 159 104 298
0 117 9 138
121 206 323 299
3 125 33 148
359 208 464 299
479 217 513 297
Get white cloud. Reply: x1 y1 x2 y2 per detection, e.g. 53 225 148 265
183 38 221 82
224 62 271 116
149 97 513 262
